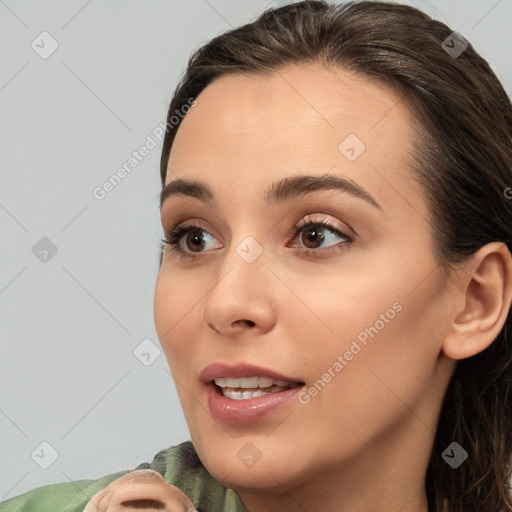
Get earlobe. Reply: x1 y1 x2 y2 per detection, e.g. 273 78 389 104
442 242 512 360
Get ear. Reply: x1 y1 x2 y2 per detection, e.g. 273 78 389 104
443 242 512 360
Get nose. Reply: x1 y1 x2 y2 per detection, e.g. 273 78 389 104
201 238 277 337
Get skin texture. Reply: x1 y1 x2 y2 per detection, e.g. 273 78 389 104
83 469 197 511
154 63 512 512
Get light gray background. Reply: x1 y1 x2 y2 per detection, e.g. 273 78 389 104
1 0 511 501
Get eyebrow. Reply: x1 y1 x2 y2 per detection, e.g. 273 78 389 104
159 173 381 210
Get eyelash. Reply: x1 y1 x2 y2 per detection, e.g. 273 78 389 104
161 216 354 261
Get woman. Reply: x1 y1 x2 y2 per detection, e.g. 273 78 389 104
2 1 511 511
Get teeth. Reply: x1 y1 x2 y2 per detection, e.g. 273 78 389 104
257 377 274 388
214 376 291 389
223 388 273 400
212 376 298 400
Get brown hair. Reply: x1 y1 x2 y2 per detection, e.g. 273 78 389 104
158 1 512 510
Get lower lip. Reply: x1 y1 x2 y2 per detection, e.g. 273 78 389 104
206 383 304 424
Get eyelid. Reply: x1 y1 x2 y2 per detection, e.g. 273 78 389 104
164 219 219 241
162 213 355 260
292 213 354 237
163 221 221 254
164 214 349 243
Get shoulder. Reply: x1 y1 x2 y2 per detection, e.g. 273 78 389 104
143 441 245 511
0 441 245 512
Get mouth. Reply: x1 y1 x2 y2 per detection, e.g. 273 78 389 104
213 376 302 400
200 362 306 423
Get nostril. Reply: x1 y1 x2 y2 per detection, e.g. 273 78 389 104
232 319 255 328
120 498 167 509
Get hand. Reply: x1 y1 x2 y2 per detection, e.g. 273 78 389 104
83 469 197 511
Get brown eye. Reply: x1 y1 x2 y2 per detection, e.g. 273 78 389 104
184 230 206 252
301 225 326 249
292 218 354 257
162 224 222 260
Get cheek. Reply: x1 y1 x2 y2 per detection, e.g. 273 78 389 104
324 287 444 427
287 251 446 413
153 271 201 371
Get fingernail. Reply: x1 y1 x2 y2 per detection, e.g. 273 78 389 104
123 469 163 483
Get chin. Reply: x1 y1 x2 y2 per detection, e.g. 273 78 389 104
194 434 304 491
212 459 303 495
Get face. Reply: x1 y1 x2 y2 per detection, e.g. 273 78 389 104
154 63 457 503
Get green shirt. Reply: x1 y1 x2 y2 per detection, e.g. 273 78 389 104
0 441 247 512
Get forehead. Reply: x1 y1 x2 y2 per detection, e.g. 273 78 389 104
165 62 426 219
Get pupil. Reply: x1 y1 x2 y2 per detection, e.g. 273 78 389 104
303 226 324 248
187 231 205 251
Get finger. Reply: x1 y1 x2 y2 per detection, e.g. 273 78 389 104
83 469 197 512
105 479 197 512
83 470 163 512
83 490 111 512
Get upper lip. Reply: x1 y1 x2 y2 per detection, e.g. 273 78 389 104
200 362 304 384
